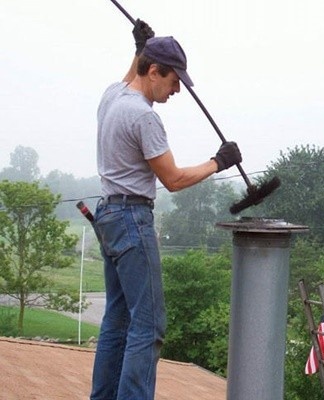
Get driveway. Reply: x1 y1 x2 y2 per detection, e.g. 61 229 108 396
0 292 105 326
64 292 105 325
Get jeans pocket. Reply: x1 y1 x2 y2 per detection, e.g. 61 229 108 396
96 209 133 258
132 207 154 231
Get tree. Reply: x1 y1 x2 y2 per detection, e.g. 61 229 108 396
42 170 79 219
0 145 101 221
289 238 324 301
254 145 324 242
0 180 78 334
195 302 230 376
160 179 237 249
0 145 40 182
41 170 101 220
207 181 240 248
284 240 324 399
161 249 232 373
285 297 323 399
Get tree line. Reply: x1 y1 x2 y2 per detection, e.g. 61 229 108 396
2 143 324 245
0 145 101 220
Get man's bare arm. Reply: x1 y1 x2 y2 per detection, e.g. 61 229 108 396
147 150 218 192
123 56 138 83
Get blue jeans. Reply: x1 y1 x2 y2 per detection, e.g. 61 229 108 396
90 201 166 400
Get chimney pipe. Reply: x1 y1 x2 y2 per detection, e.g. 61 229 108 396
217 218 308 400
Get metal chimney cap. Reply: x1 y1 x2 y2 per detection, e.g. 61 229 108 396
216 217 309 234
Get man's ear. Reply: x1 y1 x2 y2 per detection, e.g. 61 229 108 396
148 64 159 82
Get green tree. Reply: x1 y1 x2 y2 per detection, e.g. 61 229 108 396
0 180 78 334
42 170 100 220
0 145 40 182
160 179 236 249
285 298 323 399
162 249 231 373
207 181 239 248
254 145 324 241
42 170 78 219
289 238 324 302
195 302 230 376
284 239 324 399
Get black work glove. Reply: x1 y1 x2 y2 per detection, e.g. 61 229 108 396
212 141 242 172
132 19 155 56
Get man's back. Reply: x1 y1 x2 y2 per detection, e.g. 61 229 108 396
97 81 169 198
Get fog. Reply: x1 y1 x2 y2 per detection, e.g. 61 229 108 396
1 0 324 181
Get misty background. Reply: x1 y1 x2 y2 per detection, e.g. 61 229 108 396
1 0 324 183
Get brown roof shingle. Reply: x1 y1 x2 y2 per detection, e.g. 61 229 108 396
0 337 226 399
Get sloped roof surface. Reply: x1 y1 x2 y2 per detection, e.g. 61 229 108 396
1 337 226 399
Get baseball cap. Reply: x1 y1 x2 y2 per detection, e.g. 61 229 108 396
142 36 194 87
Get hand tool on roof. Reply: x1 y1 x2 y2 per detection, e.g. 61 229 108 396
110 0 281 214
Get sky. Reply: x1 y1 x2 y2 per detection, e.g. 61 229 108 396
1 0 324 181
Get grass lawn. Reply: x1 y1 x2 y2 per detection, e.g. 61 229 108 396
0 306 99 343
46 258 105 293
52 221 105 293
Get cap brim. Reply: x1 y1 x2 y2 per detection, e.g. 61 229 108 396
174 67 194 87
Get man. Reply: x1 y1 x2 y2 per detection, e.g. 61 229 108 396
90 20 241 400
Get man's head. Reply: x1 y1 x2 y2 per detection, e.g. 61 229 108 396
136 55 180 103
141 36 194 88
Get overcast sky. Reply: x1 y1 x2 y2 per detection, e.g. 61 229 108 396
1 0 324 181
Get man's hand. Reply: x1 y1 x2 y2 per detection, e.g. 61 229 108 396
212 141 242 172
132 19 154 56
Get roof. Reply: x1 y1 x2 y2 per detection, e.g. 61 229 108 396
1 337 226 399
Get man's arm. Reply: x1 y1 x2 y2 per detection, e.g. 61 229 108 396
123 56 139 83
148 142 242 192
148 150 217 192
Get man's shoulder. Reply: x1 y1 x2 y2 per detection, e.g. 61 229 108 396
102 81 127 98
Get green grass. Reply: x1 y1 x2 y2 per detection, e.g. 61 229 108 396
53 223 188 293
0 306 99 342
46 258 105 293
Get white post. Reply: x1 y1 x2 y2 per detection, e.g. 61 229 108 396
78 226 86 345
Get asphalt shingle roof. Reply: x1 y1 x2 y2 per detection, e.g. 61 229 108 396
1 337 226 399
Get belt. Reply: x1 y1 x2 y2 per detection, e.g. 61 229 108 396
101 194 154 209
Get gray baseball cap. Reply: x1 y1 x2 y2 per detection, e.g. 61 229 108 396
142 36 194 87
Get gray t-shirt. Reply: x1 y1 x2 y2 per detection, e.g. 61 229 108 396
97 82 170 199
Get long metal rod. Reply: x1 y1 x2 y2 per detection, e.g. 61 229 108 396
109 0 253 189
110 0 135 24
182 82 252 187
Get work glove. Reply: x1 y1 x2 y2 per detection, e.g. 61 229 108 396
212 141 242 172
132 19 155 56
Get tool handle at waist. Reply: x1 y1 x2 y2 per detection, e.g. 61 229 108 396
76 201 94 222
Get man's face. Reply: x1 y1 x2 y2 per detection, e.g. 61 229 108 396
151 70 180 103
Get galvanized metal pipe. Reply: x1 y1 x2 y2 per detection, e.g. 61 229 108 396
217 219 308 400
